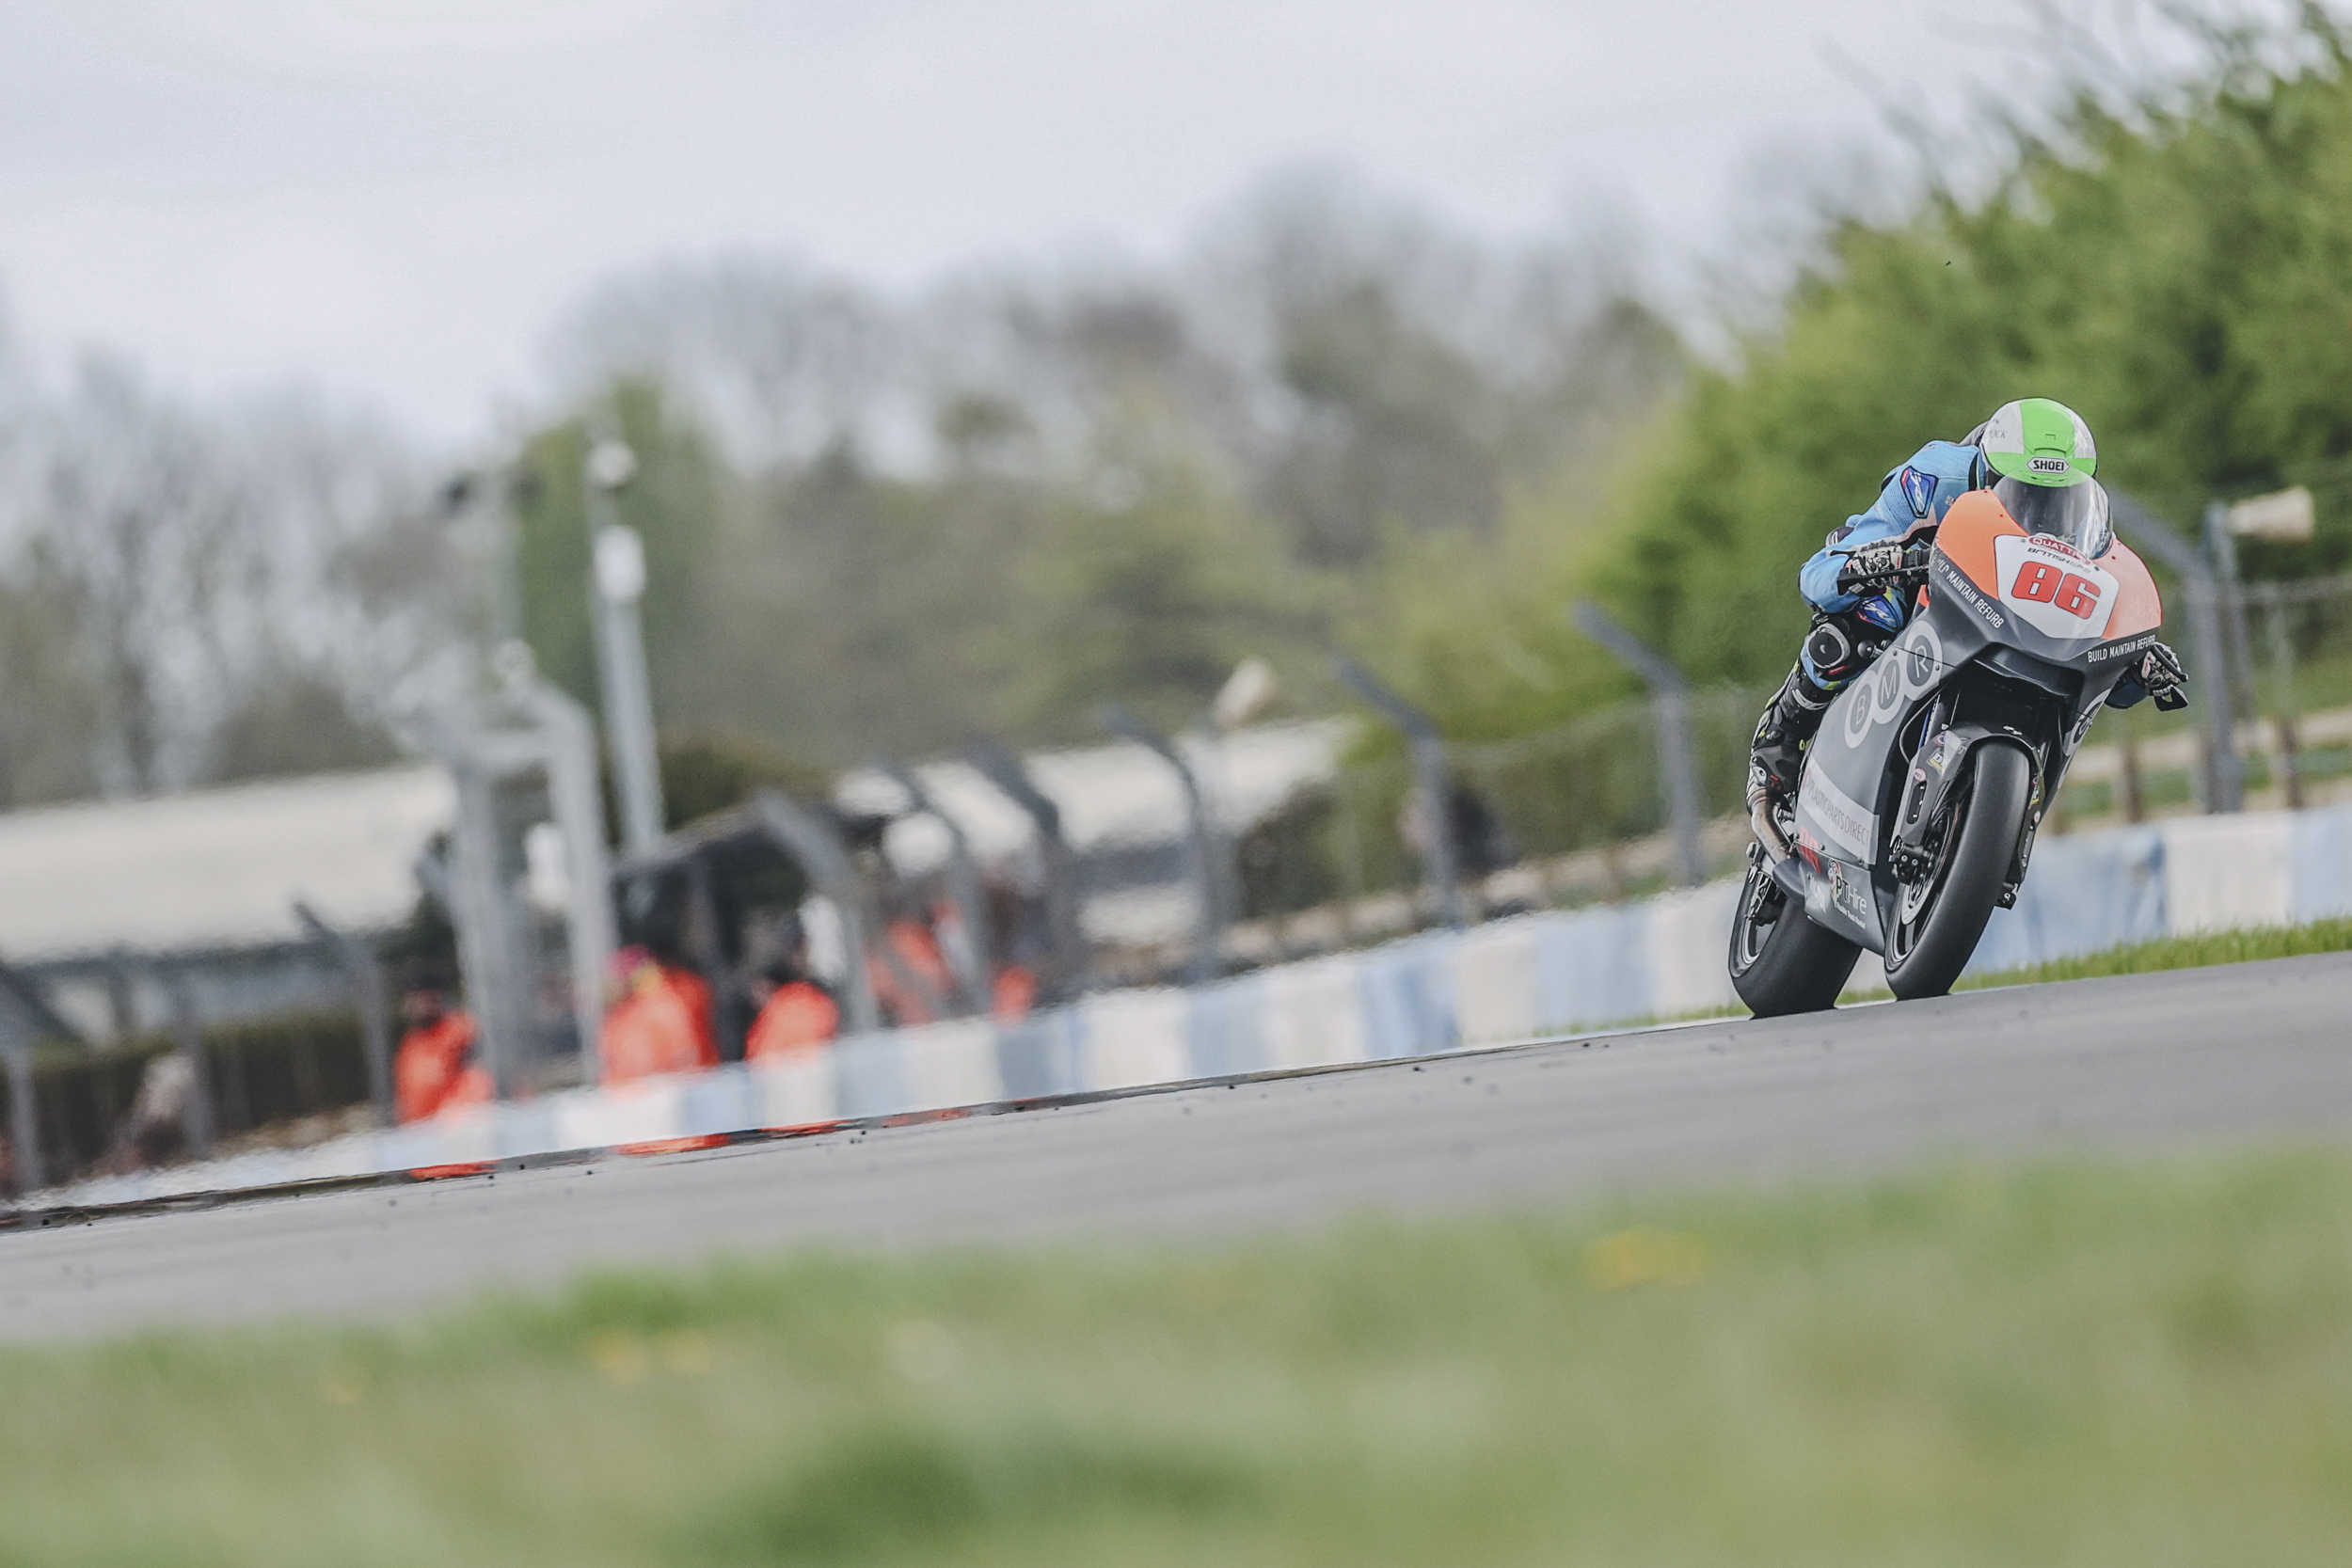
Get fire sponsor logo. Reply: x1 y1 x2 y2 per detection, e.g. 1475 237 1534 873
1830 860 1874 928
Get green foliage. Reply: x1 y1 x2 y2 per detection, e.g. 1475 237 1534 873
652 733 831 832
9 1150 2352 1562
530 191 1683 766
1597 20 2352 685
208 670 400 784
513 379 728 718
513 383 1331 764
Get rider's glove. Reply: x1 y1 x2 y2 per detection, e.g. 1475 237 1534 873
2139 641 2189 711
1836 544 1904 594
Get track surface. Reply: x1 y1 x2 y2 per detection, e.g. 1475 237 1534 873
5 954 2350 1339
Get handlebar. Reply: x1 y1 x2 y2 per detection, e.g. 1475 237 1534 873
1836 562 1931 594
1836 537 1935 595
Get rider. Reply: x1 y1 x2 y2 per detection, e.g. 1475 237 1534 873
1748 397 2188 804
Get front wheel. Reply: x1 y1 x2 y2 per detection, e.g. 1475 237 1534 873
1728 844 1862 1017
1883 741 2032 1001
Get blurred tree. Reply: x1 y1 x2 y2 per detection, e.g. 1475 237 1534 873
649 733 830 832
0 553 103 808
509 378 728 719
209 668 400 784
1597 13 2352 689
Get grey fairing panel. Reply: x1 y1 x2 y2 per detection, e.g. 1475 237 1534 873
1786 544 2144 952
1792 550 2139 870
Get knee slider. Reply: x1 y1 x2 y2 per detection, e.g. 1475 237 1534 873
1804 619 1861 684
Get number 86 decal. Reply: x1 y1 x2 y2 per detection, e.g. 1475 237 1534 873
2011 560 2101 618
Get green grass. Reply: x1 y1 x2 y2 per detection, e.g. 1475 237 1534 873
8 1150 2352 1565
1830 915 2352 1004
1955 915 2352 989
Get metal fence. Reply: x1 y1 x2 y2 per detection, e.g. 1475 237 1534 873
30 486 2352 1194
1267 686 1766 919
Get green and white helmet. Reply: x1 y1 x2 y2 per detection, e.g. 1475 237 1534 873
1977 397 2096 485
1969 397 2110 555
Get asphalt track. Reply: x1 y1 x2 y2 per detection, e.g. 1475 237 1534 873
4 952 2350 1340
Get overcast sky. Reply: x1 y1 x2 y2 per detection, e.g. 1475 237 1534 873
0 1 2269 443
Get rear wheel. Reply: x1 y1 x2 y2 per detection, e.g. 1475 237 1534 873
1883 741 2032 1001
1728 843 1862 1017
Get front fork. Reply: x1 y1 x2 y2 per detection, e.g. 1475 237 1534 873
1888 692 2051 901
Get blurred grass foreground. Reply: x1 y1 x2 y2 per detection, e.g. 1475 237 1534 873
10 1150 2352 1565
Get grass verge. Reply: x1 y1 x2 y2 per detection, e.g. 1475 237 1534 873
1953 914 2352 989
7 1149 2352 1565
1827 914 2352 1003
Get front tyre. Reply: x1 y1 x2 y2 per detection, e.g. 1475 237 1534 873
1883 741 2032 1001
1728 844 1862 1017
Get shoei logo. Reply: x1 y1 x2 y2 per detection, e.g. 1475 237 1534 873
2028 455 2071 475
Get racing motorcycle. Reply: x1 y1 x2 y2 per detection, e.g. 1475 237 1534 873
1729 482 2177 1013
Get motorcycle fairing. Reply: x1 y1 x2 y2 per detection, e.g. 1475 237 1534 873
1785 491 2166 956
1935 490 2164 664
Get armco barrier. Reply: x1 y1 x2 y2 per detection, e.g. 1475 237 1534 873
43 800 2352 1207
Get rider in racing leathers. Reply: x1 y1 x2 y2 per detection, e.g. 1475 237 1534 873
1747 397 2189 808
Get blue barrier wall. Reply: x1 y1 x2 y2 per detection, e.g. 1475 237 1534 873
56 801 2352 1204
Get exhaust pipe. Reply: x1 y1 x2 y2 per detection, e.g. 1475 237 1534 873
1748 779 1791 864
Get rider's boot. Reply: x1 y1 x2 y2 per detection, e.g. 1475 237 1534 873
1748 662 1835 811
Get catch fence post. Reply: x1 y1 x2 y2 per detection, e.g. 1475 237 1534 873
2110 492 2240 812
0 1011 39 1197
964 740 1092 995
1335 657 1466 929
1570 603 1707 888
2256 588 2305 809
1102 705 1227 985
750 791 883 1034
2202 501 2264 739
880 762 995 1016
293 901 395 1127
165 970 215 1161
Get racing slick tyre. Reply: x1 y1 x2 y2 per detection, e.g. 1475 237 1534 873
1883 740 2033 1002
1728 843 1862 1017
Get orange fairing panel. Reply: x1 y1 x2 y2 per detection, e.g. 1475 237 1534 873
1938 491 2026 594
2099 541 2164 641
1940 488 2164 644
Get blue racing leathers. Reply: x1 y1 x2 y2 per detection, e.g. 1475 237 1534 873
1798 439 1987 689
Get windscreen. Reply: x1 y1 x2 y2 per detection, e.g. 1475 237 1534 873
1994 475 2111 558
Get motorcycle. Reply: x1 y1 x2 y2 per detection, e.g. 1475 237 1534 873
1729 483 2172 1013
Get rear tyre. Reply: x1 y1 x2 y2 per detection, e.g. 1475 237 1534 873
1883 741 2032 1001
1728 845 1862 1017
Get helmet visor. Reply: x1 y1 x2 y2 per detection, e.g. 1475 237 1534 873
1994 475 2110 557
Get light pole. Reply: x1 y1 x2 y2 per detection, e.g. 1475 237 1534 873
583 427 666 853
